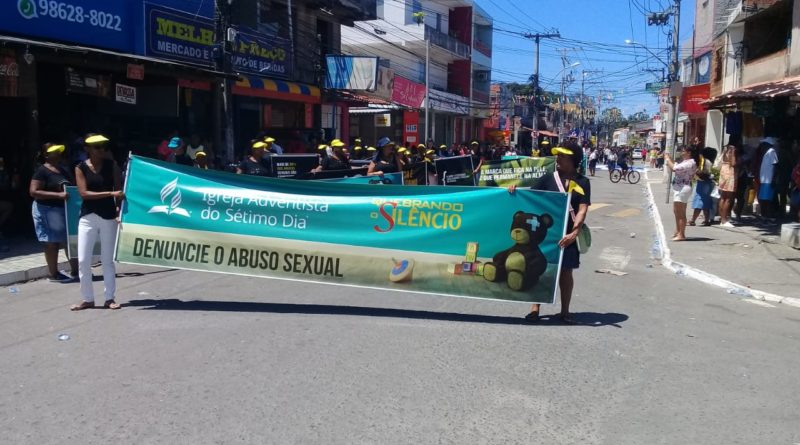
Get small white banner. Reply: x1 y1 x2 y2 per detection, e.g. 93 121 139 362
115 83 137 105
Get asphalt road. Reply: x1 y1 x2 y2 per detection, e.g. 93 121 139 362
1 167 799 444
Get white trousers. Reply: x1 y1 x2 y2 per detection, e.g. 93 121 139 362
77 213 118 302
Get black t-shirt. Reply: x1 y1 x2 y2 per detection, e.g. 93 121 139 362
175 153 194 166
533 172 591 233
78 159 118 220
320 156 350 171
32 164 72 207
373 157 399 174
618 151 628 162
239 157 269 176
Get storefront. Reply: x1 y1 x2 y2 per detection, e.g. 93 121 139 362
679 84 710 146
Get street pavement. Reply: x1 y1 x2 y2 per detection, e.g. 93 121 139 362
1 168 799 444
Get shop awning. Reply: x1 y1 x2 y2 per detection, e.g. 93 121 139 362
705 75 800 107
349 107 396 114
233 76 321 104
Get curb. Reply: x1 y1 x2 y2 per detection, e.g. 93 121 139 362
0 261 71 287
643 170 800 309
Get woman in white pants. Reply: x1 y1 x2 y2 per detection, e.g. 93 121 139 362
70 134 124 311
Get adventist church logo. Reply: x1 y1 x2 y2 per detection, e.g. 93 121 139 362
148 178 190 217
18 0 38 19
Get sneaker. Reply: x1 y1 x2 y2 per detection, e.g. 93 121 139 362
720 221 735 228
60 270 79 282
48 272 74 283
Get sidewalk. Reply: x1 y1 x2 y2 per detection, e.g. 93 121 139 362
0 238 70 286
645 168 800 303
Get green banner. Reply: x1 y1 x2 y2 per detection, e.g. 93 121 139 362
478 157 556 187
117 156 570 303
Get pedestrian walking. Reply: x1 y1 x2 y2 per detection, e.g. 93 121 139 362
665 146 698 241
508 142 591 324
29 143 78 282
70 134 124 311
689 148 715 226
757 138 779 222
717 144 737 227
588 148 597 176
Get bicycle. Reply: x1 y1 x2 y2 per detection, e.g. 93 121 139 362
609 164 641 184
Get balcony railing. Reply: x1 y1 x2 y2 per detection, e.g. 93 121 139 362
424 25 471 59
473 39 491 58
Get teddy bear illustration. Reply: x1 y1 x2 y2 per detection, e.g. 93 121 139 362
483 211 554 291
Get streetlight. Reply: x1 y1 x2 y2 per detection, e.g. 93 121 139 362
624 40 669 69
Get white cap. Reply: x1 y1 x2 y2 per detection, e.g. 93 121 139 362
761 137 777 146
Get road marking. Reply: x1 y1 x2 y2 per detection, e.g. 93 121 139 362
599 246 631 270
742 299 776 308
588 203 612 212
608 208 641 218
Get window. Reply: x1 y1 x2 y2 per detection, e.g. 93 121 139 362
377 0 384 19
436 13 442 32
258 0 290 39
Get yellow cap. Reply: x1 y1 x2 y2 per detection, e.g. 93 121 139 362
354 146 363 151
417 143 425 149
398 147 408 154
264 137 275 143
440 144 447 149
46 144 65 154
355 138 362 142
551 147 574 156
541 140 551 145
425 149 435 155
366 146 377 151
330 139 346 148
195 151 207 157
317 144 328 150
252 141 267 150
85 135 109 145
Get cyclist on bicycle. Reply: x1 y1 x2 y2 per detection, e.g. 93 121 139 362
617 147 630 175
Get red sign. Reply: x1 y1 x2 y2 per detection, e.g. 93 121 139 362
391 76 425 109
127 63 144 80
680 84 710 114
403 111 419 144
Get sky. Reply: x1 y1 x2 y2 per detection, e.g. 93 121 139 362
478 0 696 116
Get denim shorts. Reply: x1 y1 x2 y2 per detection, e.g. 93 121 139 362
32 201 67 243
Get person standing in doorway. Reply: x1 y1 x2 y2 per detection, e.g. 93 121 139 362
70 135 124 311
758 138 779 223
29 143 78 282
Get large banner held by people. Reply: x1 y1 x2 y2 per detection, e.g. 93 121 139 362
64 186 101 259
116 156 570 304
478 157 556 187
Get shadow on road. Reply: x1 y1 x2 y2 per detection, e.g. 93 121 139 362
124 299 629 327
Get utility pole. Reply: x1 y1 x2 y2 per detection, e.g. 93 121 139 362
214 0 234 164
424 38 430 145
580 70 601 145
664 0 682 203
558 49 576 142
523 31 559 153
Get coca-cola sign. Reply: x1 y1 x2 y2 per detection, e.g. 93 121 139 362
391 75 425 109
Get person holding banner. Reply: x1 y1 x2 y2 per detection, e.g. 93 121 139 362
29 143 79 283
368 137 404 176
236 141 270 176
509 142 590 324
313 140 350 172
469 141 485 179
70 134 124 311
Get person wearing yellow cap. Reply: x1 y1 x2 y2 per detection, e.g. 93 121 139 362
71 134 124 311
507 141 590 324
352 138 364 160
30 142 78 283
262 136 283 155
368 137 403 176
194 151 209 170
236 139 270 176
313 139 350 172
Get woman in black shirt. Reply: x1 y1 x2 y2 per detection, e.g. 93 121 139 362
313 139 351 172
70 134 124 311
368 137 404 176
29 143 78 282
509 142 591 324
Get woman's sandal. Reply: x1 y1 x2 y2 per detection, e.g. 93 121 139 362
70 301 95 311
524 310 540 322
103 300 121 310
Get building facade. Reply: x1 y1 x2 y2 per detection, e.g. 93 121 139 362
341 0 492 147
